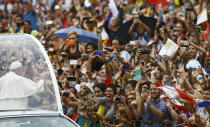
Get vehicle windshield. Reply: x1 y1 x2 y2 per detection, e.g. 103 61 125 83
0 34 58 111
0 116 78 127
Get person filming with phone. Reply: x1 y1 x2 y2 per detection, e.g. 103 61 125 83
60 31 85 60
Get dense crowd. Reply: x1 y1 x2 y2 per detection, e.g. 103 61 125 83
1 0 210 126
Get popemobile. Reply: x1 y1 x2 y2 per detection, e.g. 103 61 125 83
0 34 79 127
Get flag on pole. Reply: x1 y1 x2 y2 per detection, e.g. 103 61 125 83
197 9 208 25
101 29 110 47
109 0 119 17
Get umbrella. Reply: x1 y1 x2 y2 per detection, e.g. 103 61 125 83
54 27 98 43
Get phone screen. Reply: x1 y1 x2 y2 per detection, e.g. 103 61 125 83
67 77 76 81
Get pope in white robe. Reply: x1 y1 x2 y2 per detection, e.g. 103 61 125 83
0 61 44 110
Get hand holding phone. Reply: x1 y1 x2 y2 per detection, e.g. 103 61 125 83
63 92 70 97
66 40 75 45
67 77 76 81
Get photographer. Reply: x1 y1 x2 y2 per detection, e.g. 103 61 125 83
61 86 78 119
129 16 151 47
111 37 131 65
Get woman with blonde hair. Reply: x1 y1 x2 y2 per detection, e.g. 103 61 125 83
60 31 85 60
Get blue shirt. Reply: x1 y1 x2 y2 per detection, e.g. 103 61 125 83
22 11 37 30
142 98 170 127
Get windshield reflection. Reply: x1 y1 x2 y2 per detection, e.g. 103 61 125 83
0 116 78 127
0 34 57 111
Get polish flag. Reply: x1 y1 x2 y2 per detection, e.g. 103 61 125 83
161 95 186 112
155 83 197 105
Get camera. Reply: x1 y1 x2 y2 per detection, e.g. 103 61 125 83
119 88 125 94
138 49 151 54
115 96 121 101
57 69 63 75
128 48 137 54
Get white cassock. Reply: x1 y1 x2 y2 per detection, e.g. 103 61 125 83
0 72 44 110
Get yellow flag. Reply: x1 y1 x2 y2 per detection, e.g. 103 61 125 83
84 122 88 127
97 105 105 115
174 0 180 6
89 0 94 4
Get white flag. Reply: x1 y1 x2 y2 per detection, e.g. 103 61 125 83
159 38 179 57
109 0 119 17
197 9 208 25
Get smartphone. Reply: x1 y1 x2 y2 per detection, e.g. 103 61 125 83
135 14 139 18
70 60 78 65
129 41 136 45
133 69 141 80
66 40 75 45
186 8 194 11
122 64 129 72
180 40 189 46
57 69 63 75
76 64 81 69
142 87 147 93
83 17 90 22
96 50 104 55
162 55 170 59
63 92 70 97
104 47 113 52
81 54 89 59
67 77 76 81
166 76 173 82
46 20 53 25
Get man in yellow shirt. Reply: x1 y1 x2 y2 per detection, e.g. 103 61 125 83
9 14 24 33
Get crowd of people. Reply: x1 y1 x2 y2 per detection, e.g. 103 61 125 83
1 0 210 126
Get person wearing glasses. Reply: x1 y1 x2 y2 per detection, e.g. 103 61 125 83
60 31 85 60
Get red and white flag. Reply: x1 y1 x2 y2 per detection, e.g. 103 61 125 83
156 83 197 105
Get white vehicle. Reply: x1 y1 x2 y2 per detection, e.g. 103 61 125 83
0 34 79 127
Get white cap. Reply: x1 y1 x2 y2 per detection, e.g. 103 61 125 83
54 5 60 10
10 61 22 70
84 0 92 7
